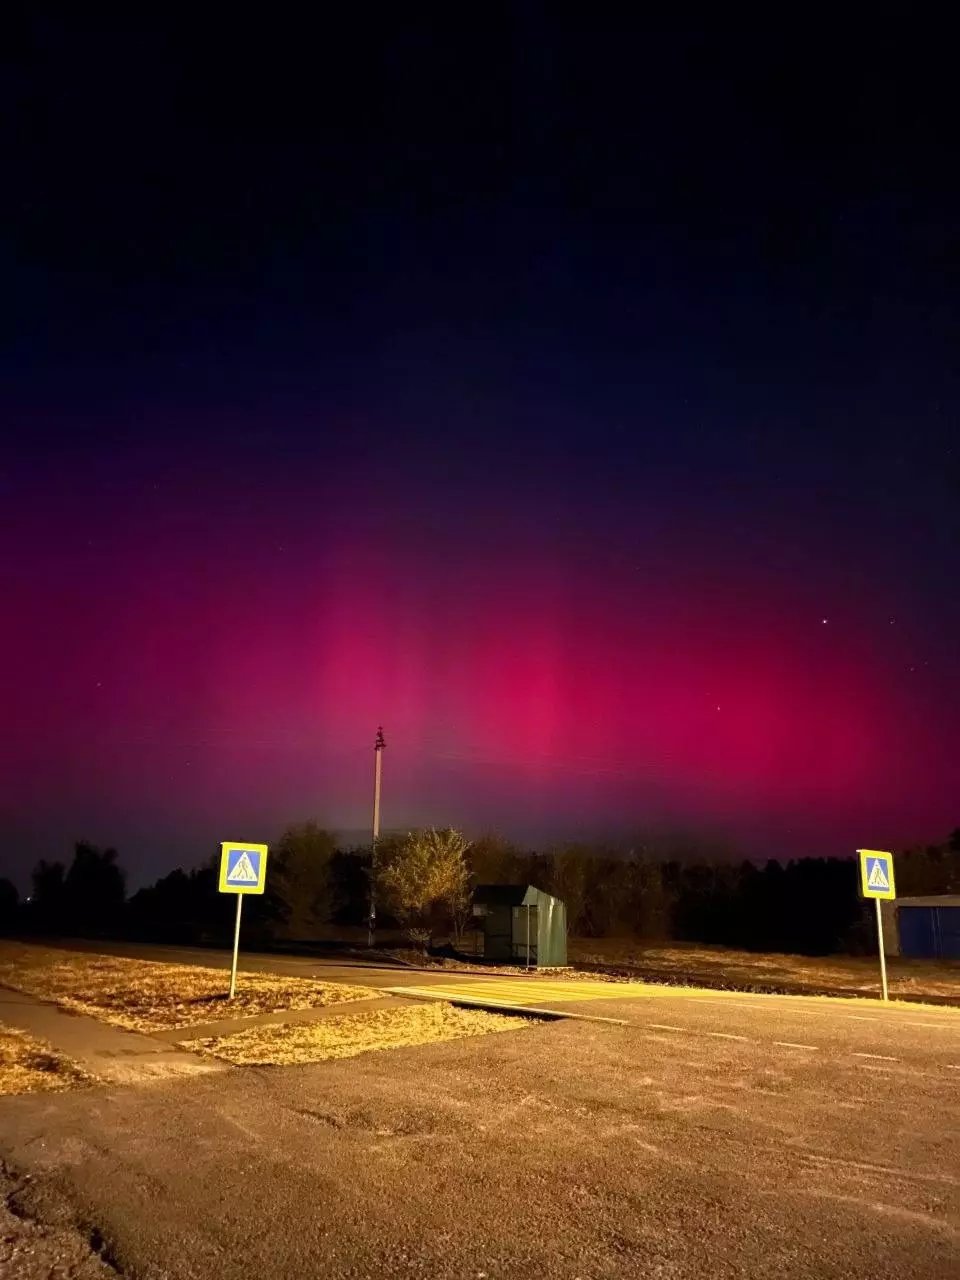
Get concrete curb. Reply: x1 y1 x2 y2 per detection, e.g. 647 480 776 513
154 994 422 1043
382 987 628 1025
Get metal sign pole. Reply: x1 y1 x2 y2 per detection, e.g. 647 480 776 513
368 726 385 949
229 894 244 1000
875 897 888 1003
857 849 895 1004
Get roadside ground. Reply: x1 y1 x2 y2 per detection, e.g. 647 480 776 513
1 1163 114 1279
0 942 537 1078
567 937 960 1002
1 976 958 1279
189 1001 532 1064
382 935 960 1003
0 941 375 1032
0 1022 89 1096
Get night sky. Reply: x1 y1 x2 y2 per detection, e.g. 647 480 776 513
3 11 958 890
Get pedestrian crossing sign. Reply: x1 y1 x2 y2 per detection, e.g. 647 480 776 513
857 849 895 900
219 842 269 894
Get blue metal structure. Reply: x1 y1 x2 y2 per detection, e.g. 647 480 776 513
895 897 960 960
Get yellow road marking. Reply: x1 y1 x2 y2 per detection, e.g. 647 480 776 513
382 988 628 1024
396 981 663 1004
384 978 960 1021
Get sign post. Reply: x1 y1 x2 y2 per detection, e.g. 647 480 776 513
857 848 896 1002
218 842 269 999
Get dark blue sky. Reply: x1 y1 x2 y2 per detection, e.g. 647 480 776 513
3 9 958 890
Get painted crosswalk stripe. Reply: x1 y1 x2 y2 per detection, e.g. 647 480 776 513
395 981 660 1005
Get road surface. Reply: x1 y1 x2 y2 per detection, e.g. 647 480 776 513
0 938 958 1277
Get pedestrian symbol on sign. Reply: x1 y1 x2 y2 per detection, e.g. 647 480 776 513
218 842 268 897
866 858 890 892
226 850 259 884
858 849 895 901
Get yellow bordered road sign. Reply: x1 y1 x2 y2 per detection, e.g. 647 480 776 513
219 842 269 894
857 848 895 900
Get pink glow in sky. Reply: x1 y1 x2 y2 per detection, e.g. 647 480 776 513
4 432 955 889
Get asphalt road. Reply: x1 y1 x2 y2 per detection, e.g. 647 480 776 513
1 945 958 1278
0 1164 115 1279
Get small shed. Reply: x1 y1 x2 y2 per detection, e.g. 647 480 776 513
472 884 567 968
882 896 960 960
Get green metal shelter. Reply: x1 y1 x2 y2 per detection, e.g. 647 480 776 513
472 884 567 968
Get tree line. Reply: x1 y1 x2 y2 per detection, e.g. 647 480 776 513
4 826 959 957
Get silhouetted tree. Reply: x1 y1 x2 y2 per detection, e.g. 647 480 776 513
266 821 337 940
127 868 195 942
0 878 19 935
28 859 67 934
548 845 592 934
328 849 371 925
898 838 960 895
126 854 228 944
467 833 526 886
626 855 673 941
83 821 960 959
63 842 126 936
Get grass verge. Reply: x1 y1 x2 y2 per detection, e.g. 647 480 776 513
185 1001 533 1064
384 937 960 1004
568 939 960 1001
0 1023 89 1095
0 942 374 1032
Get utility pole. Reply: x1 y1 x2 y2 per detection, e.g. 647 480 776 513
368 726 386 948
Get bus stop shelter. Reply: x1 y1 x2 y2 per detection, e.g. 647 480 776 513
472 884 567 968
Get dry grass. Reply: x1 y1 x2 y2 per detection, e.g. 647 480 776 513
568 938 960 1001
0 1023 89 1095
186 1001 533 1065
0 942 374 1032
